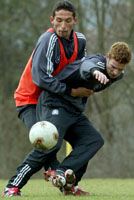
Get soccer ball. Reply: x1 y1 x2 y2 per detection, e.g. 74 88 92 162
29 121 59 150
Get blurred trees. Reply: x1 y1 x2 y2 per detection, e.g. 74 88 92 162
0 0 134 179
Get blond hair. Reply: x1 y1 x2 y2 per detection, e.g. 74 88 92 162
107 42 131 64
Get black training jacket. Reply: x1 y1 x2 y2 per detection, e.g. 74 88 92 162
39 55 124 113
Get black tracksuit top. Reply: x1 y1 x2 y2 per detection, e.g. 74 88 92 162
39 54 123 113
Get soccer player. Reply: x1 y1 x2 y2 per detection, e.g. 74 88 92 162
2 1 90 197
35 42 131 195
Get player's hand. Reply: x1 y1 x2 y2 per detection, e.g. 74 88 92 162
71 87 94 97
93 70 109 84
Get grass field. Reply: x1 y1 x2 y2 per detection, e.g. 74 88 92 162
1 179 134 200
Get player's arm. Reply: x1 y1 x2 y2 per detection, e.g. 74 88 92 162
80 56 109 84
32 33 71 95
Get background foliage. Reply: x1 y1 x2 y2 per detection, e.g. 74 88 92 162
0 0 134 179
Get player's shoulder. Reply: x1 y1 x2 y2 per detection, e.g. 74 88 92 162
37 30 58 44
86 54 105 62
75 31 86 41
95 54 106 69
86 54 106 70
95 54 106 62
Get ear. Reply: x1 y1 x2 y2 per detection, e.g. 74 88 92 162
50 16 54 25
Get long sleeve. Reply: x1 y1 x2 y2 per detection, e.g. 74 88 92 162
32 32 70 95
79 55 106 80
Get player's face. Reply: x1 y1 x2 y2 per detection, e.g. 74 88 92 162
50 10 77 39
106 58 125 78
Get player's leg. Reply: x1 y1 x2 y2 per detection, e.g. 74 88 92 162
63 128 90 195
20 105 60 171
39 107 77 193
53 114 104 195
19 105 60 171
2 106 63 196
58 114 104 173
3 106 42 192
64 129 88 185
18 104 37 130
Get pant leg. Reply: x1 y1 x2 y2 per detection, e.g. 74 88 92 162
19 105 60 170
6 106 62 189
18 105 37 130
58 113 104 178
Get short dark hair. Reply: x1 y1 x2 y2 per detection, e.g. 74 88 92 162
52 1 76 17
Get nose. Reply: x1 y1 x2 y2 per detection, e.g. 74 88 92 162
61 21 66 29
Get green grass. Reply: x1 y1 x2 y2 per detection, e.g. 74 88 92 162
1 179 134 200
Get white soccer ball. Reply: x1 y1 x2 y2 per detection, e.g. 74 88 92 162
29 121 59 150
